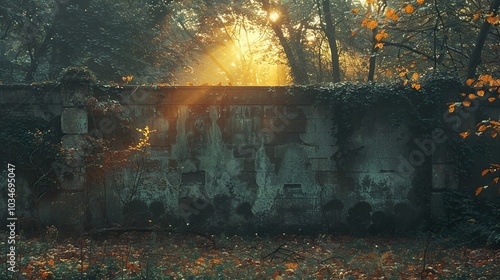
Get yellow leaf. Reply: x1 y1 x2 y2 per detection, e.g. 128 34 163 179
412 72 419 80
468 94 477 100
367 19 379 30
462 100 471 107
466 78 475 86
468 218 476 223
477 90 485 97
351 8 359 14
475 186 484 196
460 131 470 138
405 4 414 14
417 0 425 4
488 97 496 102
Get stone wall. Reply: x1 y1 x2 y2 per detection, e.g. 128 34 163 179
1 72 498 234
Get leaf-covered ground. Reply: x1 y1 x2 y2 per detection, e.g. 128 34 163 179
2 231 499 279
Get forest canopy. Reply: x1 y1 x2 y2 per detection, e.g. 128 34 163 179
0 0 499 85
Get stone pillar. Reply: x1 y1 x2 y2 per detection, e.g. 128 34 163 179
42 68 94 231
430 147 458 223
59 68 91 190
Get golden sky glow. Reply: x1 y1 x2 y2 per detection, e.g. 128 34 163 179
172 19 290 86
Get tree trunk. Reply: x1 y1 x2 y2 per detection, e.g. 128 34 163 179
321 0 341 83
466 0 500 79
367 28 378 82
261 0 309 84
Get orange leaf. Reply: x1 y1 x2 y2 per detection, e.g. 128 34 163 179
466 78 475 86
375 30 388 41
367 19 379 29
412 72 419 80
479 74 493 82
417 0 425 4
476 186 484 196
361 19 369 27
482 169 490 176
487 13 499 24
448 103 456 113
468 93 477 99
493 177 499 184
478 124 487 132
405 4 414 14
477 90 485 96
352 29 359 36
492 130 498 138
473 12 481 21
386 9 396 18
285 262 299 269
460 131 470 138
351 8 359 14
462 100 471 107
412 83 421 90
375 42 384 48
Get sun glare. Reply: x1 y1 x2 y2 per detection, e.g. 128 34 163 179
269 11 280 22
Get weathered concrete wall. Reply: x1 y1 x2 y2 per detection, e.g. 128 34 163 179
1 75 498 234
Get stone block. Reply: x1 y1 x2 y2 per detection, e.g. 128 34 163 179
432 163 458 190
61 108 88 134
62 85 89 107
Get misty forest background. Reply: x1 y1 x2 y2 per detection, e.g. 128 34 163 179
1 0 499 86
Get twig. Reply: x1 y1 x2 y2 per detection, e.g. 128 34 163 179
420 233 432 279
263 244 306 262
